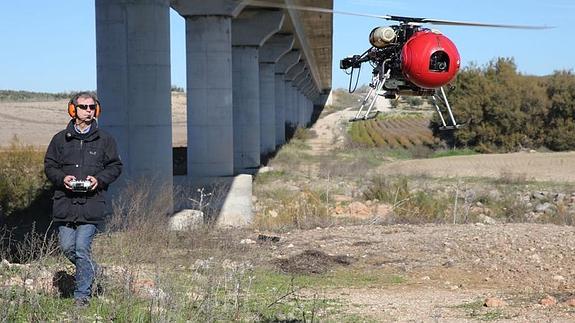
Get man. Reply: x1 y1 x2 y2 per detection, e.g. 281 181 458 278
44 92 122 307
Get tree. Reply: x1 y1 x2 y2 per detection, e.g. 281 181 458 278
431 58 551 152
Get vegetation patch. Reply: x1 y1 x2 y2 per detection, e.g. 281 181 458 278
0 90 72 102
363 176 451 224
0 140 49 217
254 189 332 232
453 300 512 321
433 58 575 152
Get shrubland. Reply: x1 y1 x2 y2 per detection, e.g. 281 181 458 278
433 58 575 152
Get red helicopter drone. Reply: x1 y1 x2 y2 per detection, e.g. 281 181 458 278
250 1 550 129
338 15 549 127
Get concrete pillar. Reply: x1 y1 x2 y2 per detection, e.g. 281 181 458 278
300 79 314 125
232 11 284 173
259 34 293 156
232 46 259 173
284 82 295 128
285 61 305 127
187 16 233 177
293 71 309 127
258 62 275 156
274 50 300 145
274 74 286 146
172 1 248 178
96 0 172 192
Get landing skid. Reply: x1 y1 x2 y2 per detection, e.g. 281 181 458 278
349 110 380 122
432 86 463 131
349 68 390 122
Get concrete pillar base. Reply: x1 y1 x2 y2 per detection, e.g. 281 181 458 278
173 175 253 227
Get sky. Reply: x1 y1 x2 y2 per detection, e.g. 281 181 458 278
0 1 573 93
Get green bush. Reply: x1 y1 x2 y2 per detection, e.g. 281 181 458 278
0 140 49 216
432 58 575 152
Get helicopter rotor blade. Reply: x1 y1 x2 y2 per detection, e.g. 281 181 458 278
247 1 553 30
247 0 391 20
417 18 553 30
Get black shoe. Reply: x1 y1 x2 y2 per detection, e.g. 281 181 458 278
92 281 104 297
74 298 89 308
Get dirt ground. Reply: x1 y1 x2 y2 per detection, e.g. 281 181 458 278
255 100 575 321
252 223 575 321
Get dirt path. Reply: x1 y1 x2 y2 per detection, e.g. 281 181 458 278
307 96 391 155
306 107 355 155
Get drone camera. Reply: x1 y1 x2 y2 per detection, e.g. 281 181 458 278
340 55 362 70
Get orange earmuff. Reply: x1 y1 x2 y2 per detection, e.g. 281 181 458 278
67 96 101 118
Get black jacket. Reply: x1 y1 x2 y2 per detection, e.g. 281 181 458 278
44 120 123 224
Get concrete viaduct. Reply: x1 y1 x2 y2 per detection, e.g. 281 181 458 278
95 0 332 218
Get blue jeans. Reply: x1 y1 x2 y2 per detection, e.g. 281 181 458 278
58 223 98 300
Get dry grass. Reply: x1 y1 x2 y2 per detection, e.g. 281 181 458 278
254 189 333 232
0 176 337 321
0 138 48 217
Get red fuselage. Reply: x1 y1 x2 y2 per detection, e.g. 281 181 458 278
401 30 460 89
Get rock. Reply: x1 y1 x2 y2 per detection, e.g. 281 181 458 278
169 209 203 231
442 259 455 268
240 238 256 244
532 191 547 200
488 190 502 201
552 275 565 281
347 201 371 219
332 194 353 202
258 166 273 174
564 298 575 307
375 203 392 218
268 210 279 218
478 214 497 225
0 259 10 269
535 202 554 214
555 193 566 203
539 295 557 307
484 297 507 307
131 279 166 300
333 205 346 215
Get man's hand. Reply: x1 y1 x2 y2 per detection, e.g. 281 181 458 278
63 175 76 190
86 176 98 191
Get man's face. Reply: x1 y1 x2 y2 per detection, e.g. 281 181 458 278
75 97 96 124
